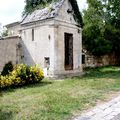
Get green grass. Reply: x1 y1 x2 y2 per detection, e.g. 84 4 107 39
1 66 120 120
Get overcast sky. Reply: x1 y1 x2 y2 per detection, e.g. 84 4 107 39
0 0 87 26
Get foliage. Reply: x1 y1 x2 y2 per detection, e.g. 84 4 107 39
83 0 120 58
0 23 2 37
23 0 83 27
23 0 56 14
0 64 44 89
1 61 13 76
1 29 8 37
104 24 120 54
0 27 13 37
83 24 112 56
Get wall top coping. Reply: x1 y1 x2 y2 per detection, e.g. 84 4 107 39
0 35 21 40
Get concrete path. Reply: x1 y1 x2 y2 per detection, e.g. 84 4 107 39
73 96 120 120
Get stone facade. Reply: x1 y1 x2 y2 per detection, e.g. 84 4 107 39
20 0 82 77
53 21 82 76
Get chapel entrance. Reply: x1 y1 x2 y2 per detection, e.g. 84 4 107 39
64 33 73 70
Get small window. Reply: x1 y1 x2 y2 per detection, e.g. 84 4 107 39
82 54 85 64
44 57 50 68
32 29 34 41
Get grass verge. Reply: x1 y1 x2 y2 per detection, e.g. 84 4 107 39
1 66 120 120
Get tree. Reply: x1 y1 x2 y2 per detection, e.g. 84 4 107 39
104 0 120 56
1 28 9 37
23 0 59 15
83 0 112 56
83 0 120 60
0 23 2 37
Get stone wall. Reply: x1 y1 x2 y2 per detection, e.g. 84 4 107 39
82 53 117 68
21 21 54 68
0 36 21 71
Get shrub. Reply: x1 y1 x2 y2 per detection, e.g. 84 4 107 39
30 65 44 83
0 64 44 89
1 61 13 76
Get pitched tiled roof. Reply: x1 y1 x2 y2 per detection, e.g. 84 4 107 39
21 0 64 25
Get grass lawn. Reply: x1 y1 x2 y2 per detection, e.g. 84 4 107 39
1 66 120 120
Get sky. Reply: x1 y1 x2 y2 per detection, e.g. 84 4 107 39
0 0 87 26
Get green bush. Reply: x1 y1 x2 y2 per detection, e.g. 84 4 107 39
1 61 13 76
0 64 44 89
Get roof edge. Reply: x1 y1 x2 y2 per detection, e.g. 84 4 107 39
0 35 21 40
5 21 20 28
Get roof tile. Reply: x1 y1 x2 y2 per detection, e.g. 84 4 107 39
21 0 64 25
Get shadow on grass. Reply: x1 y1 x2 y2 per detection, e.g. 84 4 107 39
1 80 53 93
0 110 13 120
85 70 120 78
23 81 53 89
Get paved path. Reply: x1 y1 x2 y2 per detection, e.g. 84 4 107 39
73 96 120 120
